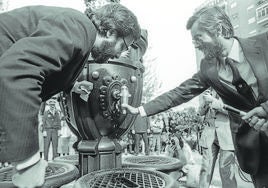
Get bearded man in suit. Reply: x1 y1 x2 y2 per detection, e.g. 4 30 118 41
0 3 141 188
123 6 268 187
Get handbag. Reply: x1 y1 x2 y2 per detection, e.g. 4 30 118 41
233 121 260 175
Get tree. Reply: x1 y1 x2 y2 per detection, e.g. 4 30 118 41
141 45 163 103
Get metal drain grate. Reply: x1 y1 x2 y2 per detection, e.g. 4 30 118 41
45 165 65 177
75 168 179 188
124 156 175 165
122 155 183 173
0 167 13 182
0 163 68 181
0 162 79 188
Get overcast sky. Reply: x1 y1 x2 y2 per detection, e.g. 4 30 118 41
7 0 205 110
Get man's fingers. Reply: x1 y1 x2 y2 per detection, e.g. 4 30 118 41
242 109 257 120
248 116 258 127
253 119 266 131
261 122 268 136
242 106 268 120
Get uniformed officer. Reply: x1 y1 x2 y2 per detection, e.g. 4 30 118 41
42 99 61 161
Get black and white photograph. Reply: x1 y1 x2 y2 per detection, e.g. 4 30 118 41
0 0 267 187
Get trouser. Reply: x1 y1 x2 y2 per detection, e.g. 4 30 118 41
44 129 58 161
151 134 161 154
199 135 237 188
134 133 149 155
252 172 268 188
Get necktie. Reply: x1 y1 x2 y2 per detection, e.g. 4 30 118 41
225 57 256 106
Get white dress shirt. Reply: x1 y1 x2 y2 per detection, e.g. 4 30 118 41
218 38 258 99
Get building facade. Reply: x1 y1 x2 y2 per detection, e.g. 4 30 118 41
196 0 268 38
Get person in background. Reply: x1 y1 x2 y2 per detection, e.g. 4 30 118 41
0 3 140 187
38 112 44 158
127 131 135 154
150 114 164 155
199 89 237 188
58 119 72 156
42 99 61 161
131 114 150 155
160 130 170 153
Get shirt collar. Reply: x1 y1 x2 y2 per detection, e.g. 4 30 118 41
227 38 241 63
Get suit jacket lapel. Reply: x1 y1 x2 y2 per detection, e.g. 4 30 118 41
237 37 268 101
203 58 252 110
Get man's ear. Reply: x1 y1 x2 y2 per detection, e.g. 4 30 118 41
216 24 230 38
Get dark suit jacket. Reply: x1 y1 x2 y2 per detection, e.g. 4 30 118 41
0 6 96 162
131 115 150 133
143 32 268 175
42 110 61 130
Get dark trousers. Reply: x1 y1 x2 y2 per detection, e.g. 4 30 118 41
252 172 268 188
44 129 58 160
134 133 149 155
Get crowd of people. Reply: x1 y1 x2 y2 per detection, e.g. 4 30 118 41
121 109 202 157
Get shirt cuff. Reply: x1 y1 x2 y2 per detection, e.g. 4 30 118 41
15 152 40 171
138 106 147 117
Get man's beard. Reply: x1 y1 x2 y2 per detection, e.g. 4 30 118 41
91 41 116 63
199 38 223 59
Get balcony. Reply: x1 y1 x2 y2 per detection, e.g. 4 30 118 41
256 2 268 26
257 0 268 7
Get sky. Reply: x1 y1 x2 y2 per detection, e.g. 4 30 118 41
6 0 206 110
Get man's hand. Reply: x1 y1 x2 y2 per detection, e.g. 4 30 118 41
131 130 135 134
72 80 93 95
210 99 223 110
12 159 48 188
242 106 268 120
242 106 268 135
121 104 139 115
202 90 213 103
246 117 268 136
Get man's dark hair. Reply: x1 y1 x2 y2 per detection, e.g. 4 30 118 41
186 6 234 39
86 3 141 41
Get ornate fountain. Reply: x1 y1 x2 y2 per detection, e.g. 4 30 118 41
60 30 148 176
